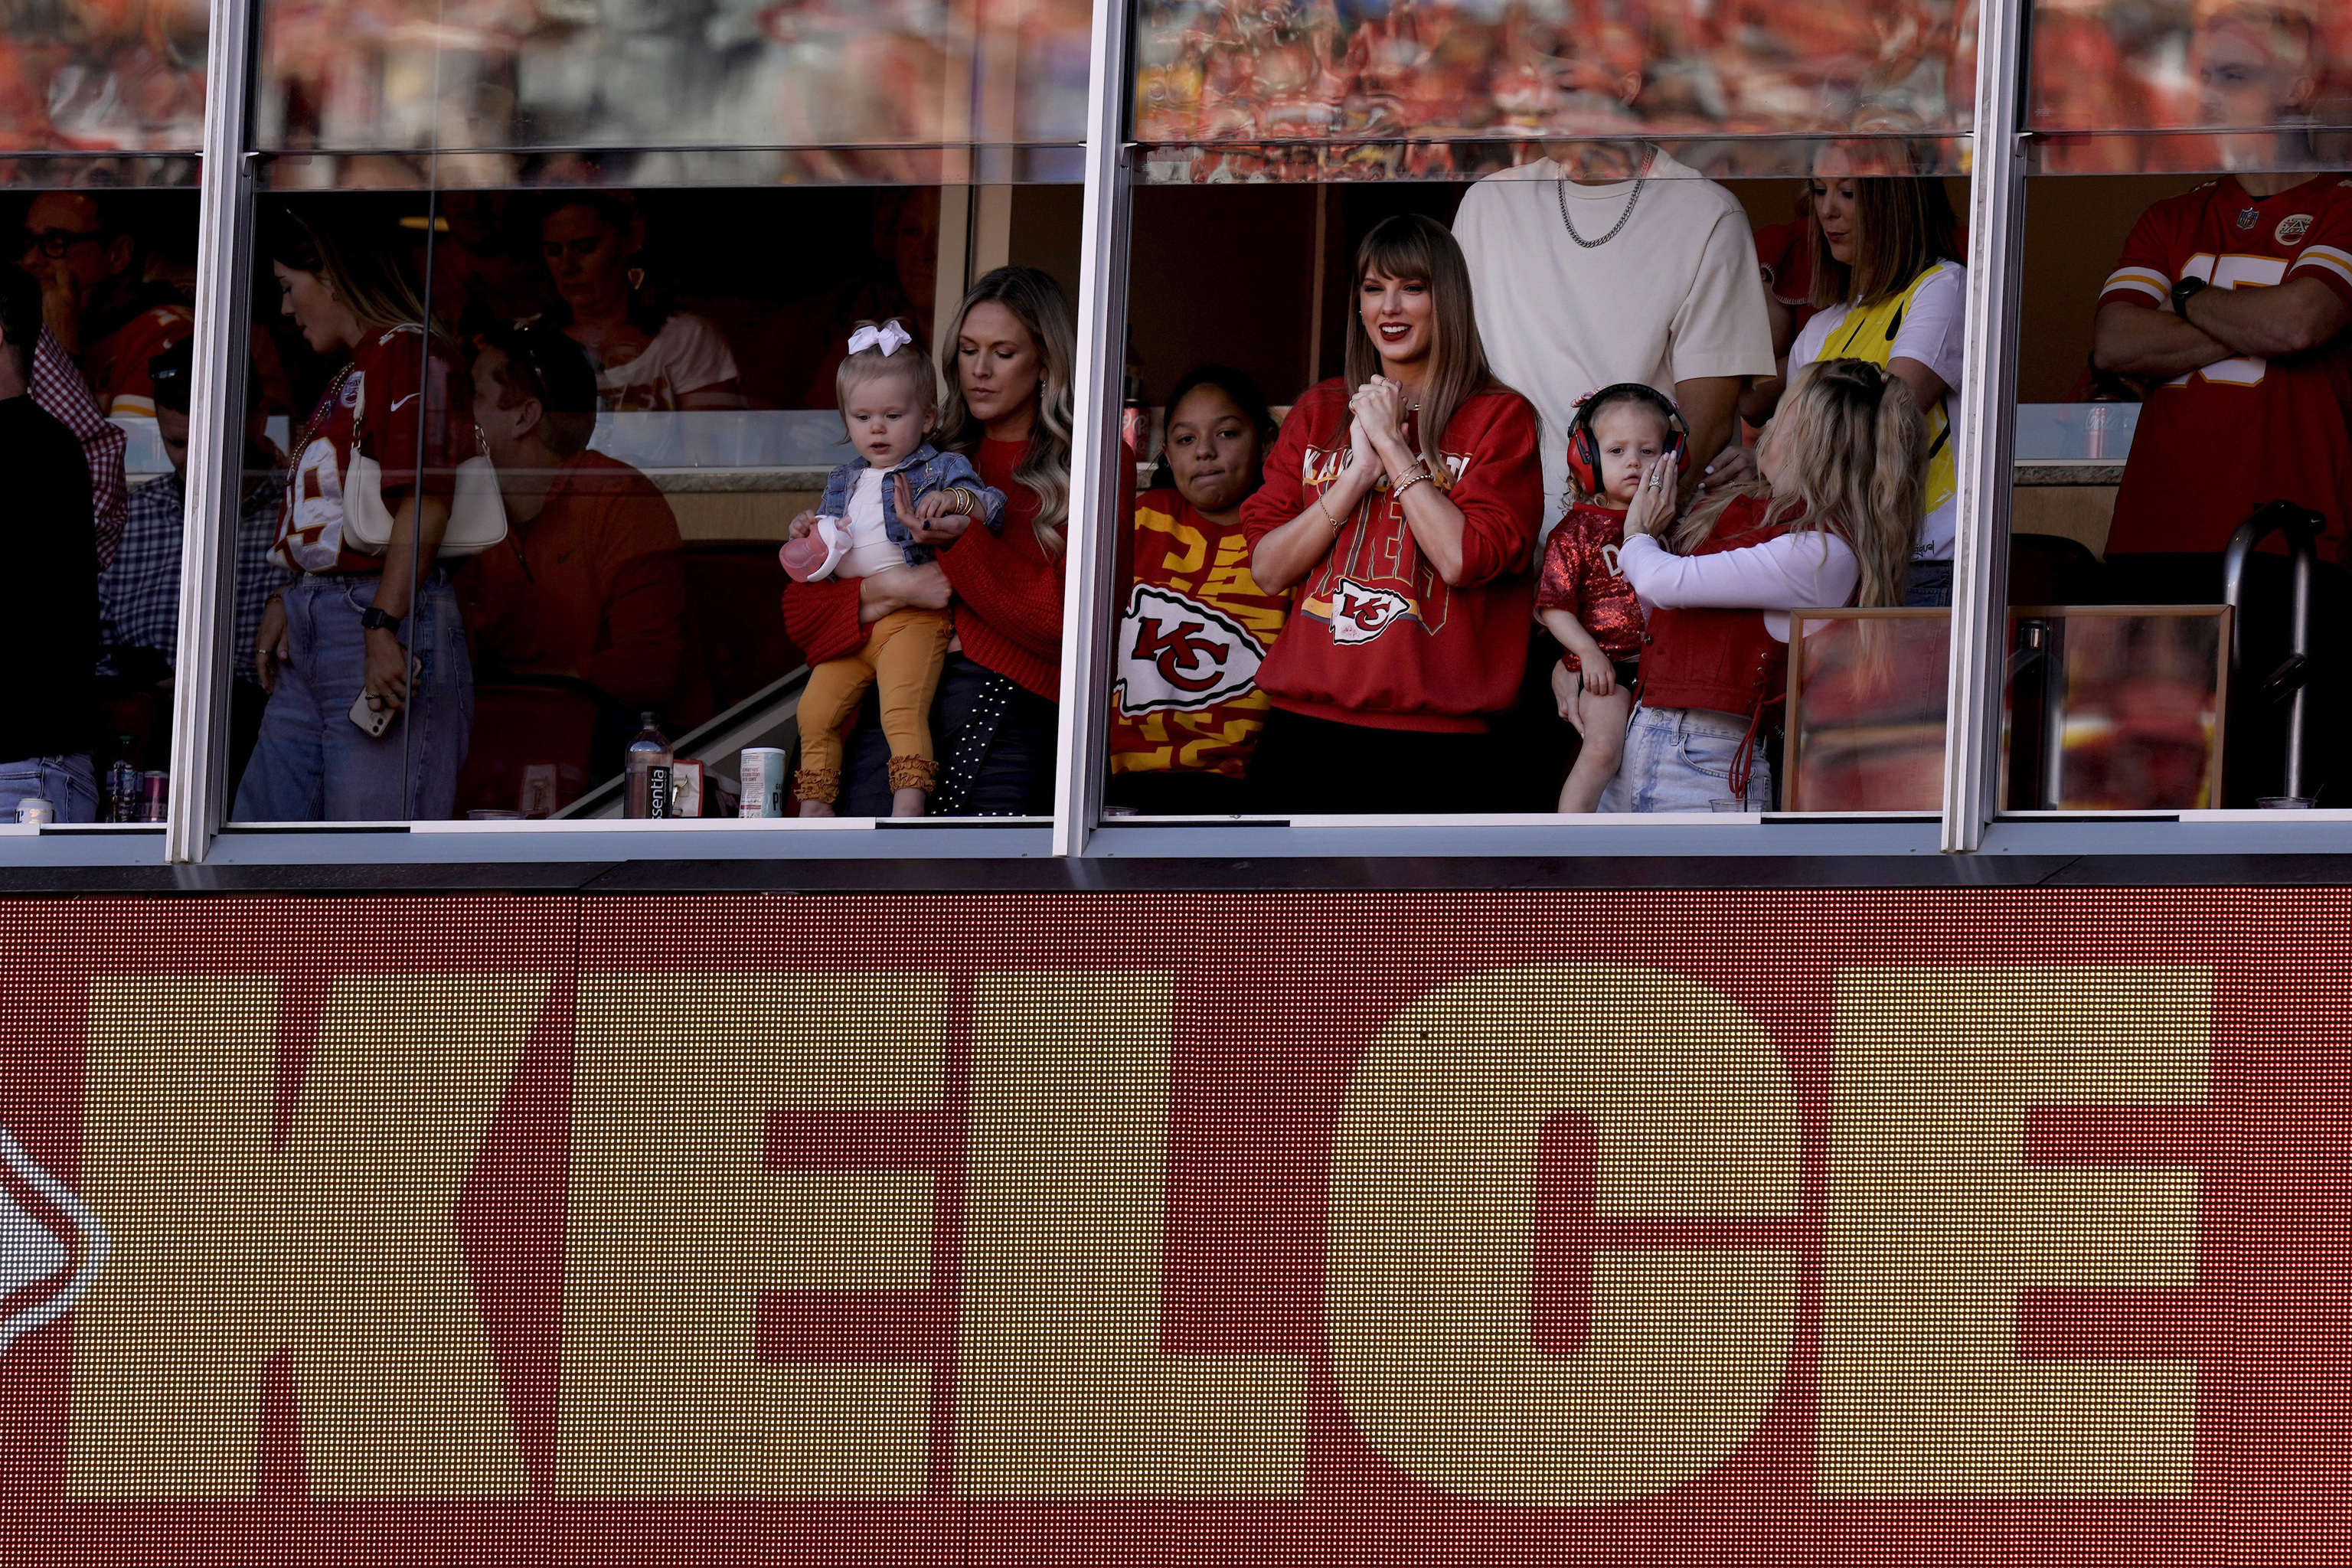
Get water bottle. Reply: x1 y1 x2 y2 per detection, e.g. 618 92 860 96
625 714 675 819
105 741 140 825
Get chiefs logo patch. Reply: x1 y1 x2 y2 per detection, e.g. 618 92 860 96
1327 579 1415 645
0 1128 109 1355
2278 213 2316 245
1113 584 1266 715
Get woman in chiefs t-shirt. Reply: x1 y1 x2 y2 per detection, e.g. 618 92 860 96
234 209 474 822
1240 214 1543 815
1108 364 1289 816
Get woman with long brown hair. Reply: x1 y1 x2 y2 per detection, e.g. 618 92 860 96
1239 213 1543 813
780 265 1114 815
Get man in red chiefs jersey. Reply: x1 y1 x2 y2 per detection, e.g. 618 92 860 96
2091 2 2351 799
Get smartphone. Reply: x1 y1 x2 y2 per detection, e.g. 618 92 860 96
348 660 423 738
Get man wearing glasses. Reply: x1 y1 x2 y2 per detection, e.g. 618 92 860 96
18 191 193 420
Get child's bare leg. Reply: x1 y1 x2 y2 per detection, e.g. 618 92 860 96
799 795 836 818
886 759 932 818
1557 685 1633 813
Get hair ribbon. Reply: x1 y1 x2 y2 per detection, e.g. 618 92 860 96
848 319 913 357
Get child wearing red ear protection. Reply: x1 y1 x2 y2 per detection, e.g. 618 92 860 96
1537 384 1687 812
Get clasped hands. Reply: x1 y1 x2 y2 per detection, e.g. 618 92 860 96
1343 374 1422 485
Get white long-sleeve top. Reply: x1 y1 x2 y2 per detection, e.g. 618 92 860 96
1617 528 1860 642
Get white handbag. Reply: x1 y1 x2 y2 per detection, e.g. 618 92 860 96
343 374 508 560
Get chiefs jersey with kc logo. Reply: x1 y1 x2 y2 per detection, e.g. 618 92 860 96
1111 488 1292 781
1239 378 1541 732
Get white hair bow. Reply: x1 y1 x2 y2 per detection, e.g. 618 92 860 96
848 319 913 358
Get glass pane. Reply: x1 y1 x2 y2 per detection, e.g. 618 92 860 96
2030 0 2352 172
2001 609 2227 811
1786 611 1949 813
2004 170 2351 813
0 1 207 162
1104 172 1966 818
229 181 1084 825
5 186 221 824
1132 0 1979 182
256 0 1093 178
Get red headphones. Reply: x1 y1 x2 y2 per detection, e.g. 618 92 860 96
1564 383 1690 498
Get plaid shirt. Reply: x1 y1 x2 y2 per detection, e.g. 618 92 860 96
31 325 129 571
98 467 288 683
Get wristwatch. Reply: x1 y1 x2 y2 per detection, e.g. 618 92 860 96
2171 274 2209 322
360 606 403 634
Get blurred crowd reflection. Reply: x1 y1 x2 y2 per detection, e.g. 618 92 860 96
1133 0 1978 181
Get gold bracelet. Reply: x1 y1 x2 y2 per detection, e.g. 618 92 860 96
1392 469 1431 501
1316 488 1343 530
954 488 974 515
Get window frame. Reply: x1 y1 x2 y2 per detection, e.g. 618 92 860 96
0 0 2334 874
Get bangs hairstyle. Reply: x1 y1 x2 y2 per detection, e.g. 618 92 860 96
1676 358 1925 613
265 206 434 335
835 319 939 433
1805 175 1960 310
1346 214 1497 482
937 266 1076 556
1148 362 1276 494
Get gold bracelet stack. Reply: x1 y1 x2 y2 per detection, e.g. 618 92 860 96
1391 466 1432 501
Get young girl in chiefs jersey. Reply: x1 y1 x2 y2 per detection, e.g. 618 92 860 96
1108 364 1287 816
1604 358 1925 814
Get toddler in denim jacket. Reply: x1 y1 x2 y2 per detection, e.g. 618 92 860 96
782 320 1004 815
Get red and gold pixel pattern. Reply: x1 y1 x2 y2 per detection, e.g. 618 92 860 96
0 888 2339 1560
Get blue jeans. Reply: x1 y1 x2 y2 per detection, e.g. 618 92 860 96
1598 705 1771 814
1904 560 1955 607
233 572 472 822
0 755 99 822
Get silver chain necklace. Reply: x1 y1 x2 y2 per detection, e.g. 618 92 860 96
1556 168 1646 249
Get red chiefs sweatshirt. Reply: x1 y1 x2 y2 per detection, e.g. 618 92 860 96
1238 378 1542 732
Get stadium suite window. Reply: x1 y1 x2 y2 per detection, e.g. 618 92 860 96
216 181 1089 830
1996 1 2352 819
1102 168 1974 822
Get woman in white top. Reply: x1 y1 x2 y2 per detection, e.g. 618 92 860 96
1716 150 1965 606
538 193 744 413
1603 359 1927 813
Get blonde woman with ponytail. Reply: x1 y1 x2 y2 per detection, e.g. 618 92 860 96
1602 358 1926 813
779 266 1121 815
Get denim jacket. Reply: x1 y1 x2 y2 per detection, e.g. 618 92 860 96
816 443 1006 568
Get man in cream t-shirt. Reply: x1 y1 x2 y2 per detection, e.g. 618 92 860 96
1454 143 1775 537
